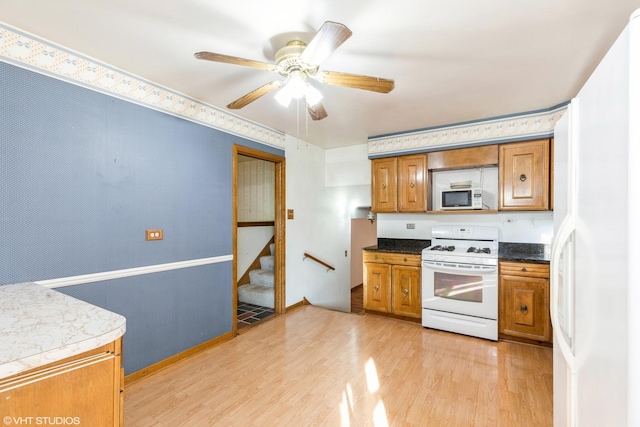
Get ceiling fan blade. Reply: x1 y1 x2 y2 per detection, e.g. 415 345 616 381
314 70 395 93
194 51 278 72
306 101 328 121
300 21 353 66
227 81 283 109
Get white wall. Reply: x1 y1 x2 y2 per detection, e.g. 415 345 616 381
377 211 554 244
285 140 371 312
237 226 274 278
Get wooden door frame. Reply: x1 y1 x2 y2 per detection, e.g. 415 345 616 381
232 145 286 335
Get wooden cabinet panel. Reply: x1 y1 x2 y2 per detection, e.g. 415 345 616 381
391 265 422 317
499 261 549 278
499 262 551 344
363 251 421 266
371 158 398 213
364 251 421 319
0 339 122 427
364 262 392 313
398 154 427 212
499 139 550 210
427 145 499 170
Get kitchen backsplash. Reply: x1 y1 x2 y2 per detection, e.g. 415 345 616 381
376 211 553 244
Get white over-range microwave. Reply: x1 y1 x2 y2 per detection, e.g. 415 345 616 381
440 188 483 210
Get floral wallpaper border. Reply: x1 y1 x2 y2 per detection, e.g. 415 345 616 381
368 104 567 156
0 23 286 149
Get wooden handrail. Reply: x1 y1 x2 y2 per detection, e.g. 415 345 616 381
237 221 275 227
303 253 335 272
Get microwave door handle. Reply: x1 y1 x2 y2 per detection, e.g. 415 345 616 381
550 213 576 373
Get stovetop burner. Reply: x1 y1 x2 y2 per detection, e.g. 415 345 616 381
431 245 456 252
430 245 456 252
422 225 499 263
467 247 492 254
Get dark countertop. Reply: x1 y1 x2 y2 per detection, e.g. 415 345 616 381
363 238 431 255
363 239 550 264
498 242 550 264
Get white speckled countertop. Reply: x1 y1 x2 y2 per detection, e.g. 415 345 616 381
0 282 126 379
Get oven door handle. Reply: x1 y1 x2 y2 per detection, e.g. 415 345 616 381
422 261 497 274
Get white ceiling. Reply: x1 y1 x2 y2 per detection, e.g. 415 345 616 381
1 0 639 149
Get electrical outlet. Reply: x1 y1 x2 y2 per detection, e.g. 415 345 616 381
146 229 163 241
406 223 416 229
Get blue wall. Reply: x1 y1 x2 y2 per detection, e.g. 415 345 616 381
0 62 283 373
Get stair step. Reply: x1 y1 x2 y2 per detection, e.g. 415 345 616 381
238 284 274 309
260 255 274 271
249 269 274 287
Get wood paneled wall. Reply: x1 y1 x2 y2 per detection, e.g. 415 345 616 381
237 157 275 222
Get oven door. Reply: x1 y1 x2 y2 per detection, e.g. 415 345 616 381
421 260 498 320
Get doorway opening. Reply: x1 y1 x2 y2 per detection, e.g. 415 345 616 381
233 146 286 334
350 207 377 314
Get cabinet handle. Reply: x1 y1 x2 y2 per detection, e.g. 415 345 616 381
520 304 528 314
402 288 409 297
403 257 407 262
521 267 527 272
409 182 415 188
520 174 527 182
382 183 386 189
374 286 379 292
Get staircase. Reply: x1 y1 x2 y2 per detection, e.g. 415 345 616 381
238 243 274 309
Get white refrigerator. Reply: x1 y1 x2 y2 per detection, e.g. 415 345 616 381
551 8 640 426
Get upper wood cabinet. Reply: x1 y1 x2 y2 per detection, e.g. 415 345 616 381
371 157 398 213
397 154 427 212
372 154 428 213
427 145 498 170
499 139 550 210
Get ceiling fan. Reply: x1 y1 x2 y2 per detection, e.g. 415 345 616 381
194 21 394 121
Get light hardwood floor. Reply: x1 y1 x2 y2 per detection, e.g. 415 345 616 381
124 306 552 426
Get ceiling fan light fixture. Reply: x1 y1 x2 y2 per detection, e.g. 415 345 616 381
196 21 393 119
287 73 306 98
304 84 323 107
275 72 313 107
274 85 293 107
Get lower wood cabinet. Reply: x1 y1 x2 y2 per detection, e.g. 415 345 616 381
363 251 421 319
0 338 123 427
499 262 552 344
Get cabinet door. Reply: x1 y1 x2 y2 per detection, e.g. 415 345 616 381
0 351 121 427
364 262 392 313
391 265 421 318
398 154 427 212
371 158 398 213
499 139 550 210
499 275 551 342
